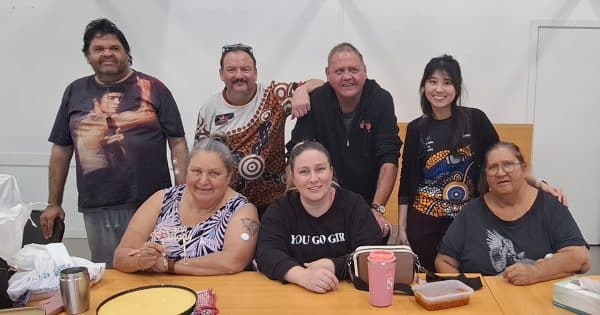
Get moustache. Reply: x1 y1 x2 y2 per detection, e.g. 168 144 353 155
232 79 247 84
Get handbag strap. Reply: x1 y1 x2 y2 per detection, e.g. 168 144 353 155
349 272 415 295
1 258 17 309
346 250 483 295
420 267 483 291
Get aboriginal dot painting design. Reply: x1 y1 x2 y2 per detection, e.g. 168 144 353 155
413 145 476 218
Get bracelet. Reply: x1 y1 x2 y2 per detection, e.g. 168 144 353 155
167 258 176 274
536 178 548 189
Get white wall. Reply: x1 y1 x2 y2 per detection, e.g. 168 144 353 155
0 0 598 239
531 23 600 244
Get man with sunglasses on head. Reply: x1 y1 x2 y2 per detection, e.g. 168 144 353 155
194 43 323 217
41 18 188 267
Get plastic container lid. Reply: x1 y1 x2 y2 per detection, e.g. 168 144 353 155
412 280 474 311
367 250 396 263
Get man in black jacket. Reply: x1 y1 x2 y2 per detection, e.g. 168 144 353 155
287 43 402 238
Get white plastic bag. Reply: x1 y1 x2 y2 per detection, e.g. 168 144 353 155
0 174 32 261
7 243 105 301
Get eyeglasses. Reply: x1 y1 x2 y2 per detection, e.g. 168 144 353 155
486 161 524 175
222 43 253 54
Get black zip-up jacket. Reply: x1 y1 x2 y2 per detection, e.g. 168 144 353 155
287 79 402 203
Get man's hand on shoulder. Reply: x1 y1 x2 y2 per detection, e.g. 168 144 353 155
290 79 324 119
291 85 311 119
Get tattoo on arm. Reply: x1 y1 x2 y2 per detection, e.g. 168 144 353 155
240 218 259 236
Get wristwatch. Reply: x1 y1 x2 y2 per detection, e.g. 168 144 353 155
371 203 386 214
167 258 177 274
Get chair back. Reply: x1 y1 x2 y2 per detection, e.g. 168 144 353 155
22 210 64 246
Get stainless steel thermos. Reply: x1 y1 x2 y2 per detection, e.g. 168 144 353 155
59 266 90 314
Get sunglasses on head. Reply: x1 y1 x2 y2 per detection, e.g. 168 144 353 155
222 43 253 54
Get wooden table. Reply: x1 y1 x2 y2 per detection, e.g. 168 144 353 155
484 275 600 314
54 270 502 314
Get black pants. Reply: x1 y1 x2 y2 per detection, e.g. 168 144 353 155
406 209 453 272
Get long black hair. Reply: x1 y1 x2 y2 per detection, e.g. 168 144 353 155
419 54 469 155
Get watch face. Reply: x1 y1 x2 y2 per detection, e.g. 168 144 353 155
372 204 385 214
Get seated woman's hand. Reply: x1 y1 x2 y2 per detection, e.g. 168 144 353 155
129 242 166 271
503 263 539 286
298 267 339 294
303 258 335 274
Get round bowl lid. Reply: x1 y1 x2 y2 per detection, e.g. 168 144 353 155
96 284 198 315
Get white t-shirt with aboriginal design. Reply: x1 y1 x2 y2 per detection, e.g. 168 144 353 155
194 81 301 209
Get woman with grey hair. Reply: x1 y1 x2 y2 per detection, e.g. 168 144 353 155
114 137 258 275
436 142 588 284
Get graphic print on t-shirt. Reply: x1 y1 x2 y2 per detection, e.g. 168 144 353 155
214 112 234 126
413 144 476 217
486 229 534 273
71 76 159 203
290 232 346 245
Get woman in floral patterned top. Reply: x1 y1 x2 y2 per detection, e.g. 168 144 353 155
114 137 259 275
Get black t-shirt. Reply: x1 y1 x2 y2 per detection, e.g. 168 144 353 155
256 187 383 281
438 191 587 275
48 71 185 211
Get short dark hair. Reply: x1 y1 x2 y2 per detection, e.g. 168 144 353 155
220 43 256 69
326 42 366 69
82 18 132 65
478 141 526 194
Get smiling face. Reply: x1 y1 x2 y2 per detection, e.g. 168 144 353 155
219 50 258 105
86 34 130 81
326 51 367 107
290 149 334 203
485 146 528 196
186 150 232 204
424 70 457 118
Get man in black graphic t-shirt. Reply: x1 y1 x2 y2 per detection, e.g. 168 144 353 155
41 18 188 267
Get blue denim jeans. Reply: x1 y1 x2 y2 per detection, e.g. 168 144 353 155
82 207 136 268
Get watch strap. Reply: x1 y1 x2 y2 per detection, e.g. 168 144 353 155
167 258 176 274
370 203 385 214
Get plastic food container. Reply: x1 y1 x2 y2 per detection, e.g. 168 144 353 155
412 280 474 311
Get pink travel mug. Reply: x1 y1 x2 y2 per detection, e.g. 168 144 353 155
367 250 396 307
